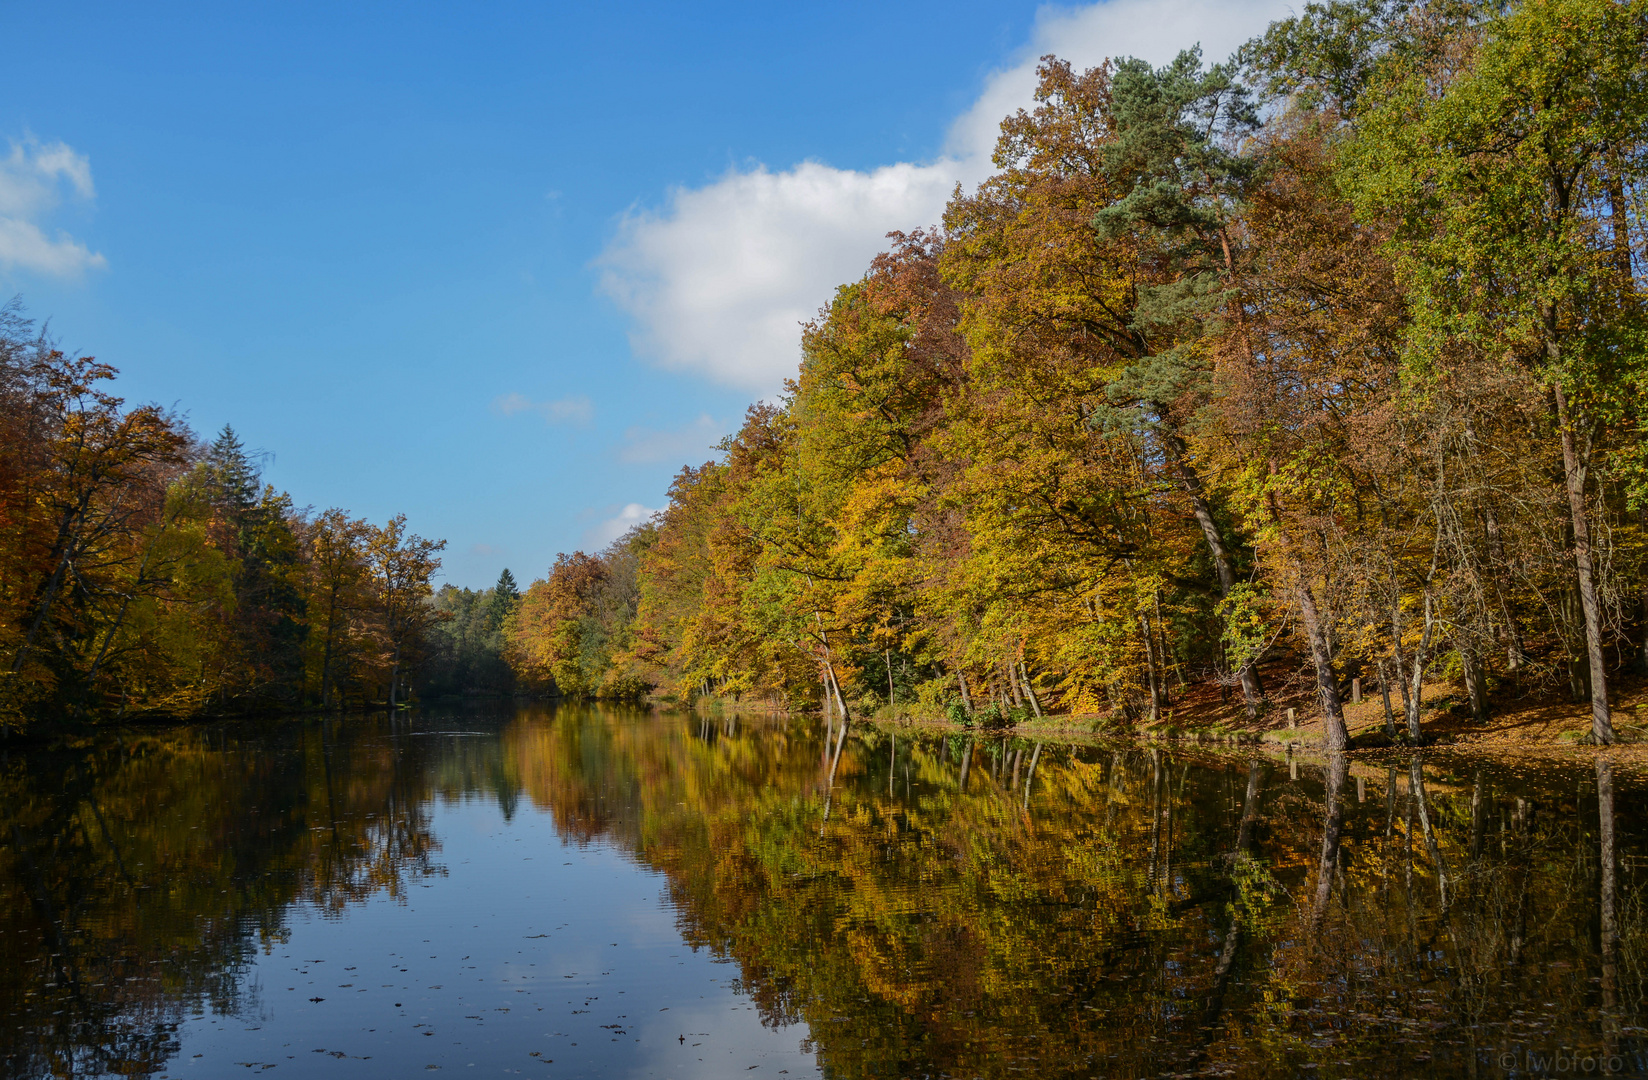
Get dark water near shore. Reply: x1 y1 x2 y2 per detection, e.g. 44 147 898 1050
2 705 1645 1079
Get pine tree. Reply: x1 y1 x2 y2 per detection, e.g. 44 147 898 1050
206 424 259 521
490 568 520 630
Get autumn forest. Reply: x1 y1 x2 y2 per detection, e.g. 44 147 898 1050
504 0 1648 749
5 2 1648 1075
6 0 1648 753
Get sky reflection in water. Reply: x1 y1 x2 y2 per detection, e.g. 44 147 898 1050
1 704 1644 1078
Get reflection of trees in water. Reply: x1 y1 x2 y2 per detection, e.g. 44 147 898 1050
6 706 1642 1079
0 716 441 1079
510 706 1648 1078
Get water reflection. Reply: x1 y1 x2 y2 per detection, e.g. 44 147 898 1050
0 717 439 1078
0 706 1644 1078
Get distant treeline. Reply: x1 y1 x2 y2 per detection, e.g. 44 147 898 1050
423 571 520 699
0 303 455 727
503 0 1648 746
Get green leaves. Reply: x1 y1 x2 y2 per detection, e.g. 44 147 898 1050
1216 582 1274 676
1345 0 1648 378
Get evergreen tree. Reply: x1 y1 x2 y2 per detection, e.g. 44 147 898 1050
205 424 259 521
489 568 520 629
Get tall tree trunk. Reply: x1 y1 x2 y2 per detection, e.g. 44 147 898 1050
1296 578 1348 750
1020 661 1043 718
1460 638 1488 724
1482 504 1528 669
320 616 336 710
1393 527 1443 743
10 500 90 675
1140 616 1161 722
1640 508 1648 673
1377 657 1397 736
811 595 851 720
1153 590 1182 691
78 506 184 714
1169 439 1263 718
1263 487 1345 745
320 577 344 709
387 606 403 710
1551 382 1614 744
1402 591 1437 743
823 658 848 720
1391 621 1414 723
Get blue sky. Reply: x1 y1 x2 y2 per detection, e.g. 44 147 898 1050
0 0 1285 588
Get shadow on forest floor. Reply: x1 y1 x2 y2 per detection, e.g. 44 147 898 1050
1135 664 1648 763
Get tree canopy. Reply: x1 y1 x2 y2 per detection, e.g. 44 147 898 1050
507 0 1648 745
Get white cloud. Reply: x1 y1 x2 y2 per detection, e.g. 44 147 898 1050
598 0 1288 396
492 391 594 425
599 161 959 394
943 0 1291 164
0 136 105 277
616 413 725 465
581 502 663 550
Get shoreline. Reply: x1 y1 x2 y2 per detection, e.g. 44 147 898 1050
830 671 1648 771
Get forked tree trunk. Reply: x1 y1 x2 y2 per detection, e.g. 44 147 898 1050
823 657 848 719
1020 661 1043 718
1400 591 1437 743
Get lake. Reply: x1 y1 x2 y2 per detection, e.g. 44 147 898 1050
1 704 1642 1078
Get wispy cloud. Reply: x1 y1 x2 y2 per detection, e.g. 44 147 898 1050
492 391 594 425
582 502 663 550
616 414 724 465
0 136 106 277
598 0 1288 396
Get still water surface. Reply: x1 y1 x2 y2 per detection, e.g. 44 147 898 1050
2 705 1644 1078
